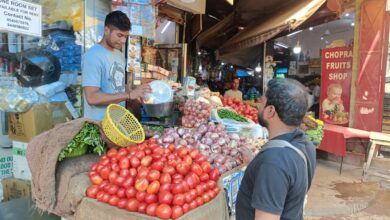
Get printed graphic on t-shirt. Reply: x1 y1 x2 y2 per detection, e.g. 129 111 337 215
109 62 125 92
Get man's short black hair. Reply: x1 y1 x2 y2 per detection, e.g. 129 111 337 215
105 11 131 31
265 78 308 126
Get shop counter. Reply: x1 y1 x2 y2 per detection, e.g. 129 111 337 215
318 123 370 173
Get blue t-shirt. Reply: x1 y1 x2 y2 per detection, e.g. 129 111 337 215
236 129 316 220
82 44 126 121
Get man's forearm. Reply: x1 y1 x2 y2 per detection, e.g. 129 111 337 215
86 91 129 106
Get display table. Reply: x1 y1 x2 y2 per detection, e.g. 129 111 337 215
318 123 370 173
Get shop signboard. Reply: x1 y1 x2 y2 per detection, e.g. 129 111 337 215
0 0 42 37
319 47 353 126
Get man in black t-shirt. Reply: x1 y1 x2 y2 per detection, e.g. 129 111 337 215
236 78 316 220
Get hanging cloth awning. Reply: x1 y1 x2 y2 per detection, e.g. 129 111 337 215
217 0 326 56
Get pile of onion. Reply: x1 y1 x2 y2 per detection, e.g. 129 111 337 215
181 100 212 128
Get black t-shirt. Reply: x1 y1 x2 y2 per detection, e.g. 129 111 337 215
236 129 316 220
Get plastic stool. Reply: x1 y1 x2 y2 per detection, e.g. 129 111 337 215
363 132 390 178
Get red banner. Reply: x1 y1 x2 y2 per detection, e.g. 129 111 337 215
320 47 353 126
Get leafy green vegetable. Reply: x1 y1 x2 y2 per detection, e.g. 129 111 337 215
305 125 324 145
218 109 248 122
58 123 107 161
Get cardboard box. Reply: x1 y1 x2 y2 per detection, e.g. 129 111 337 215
1 177 31 201
12 141 31 180
8 102 72 142
0 148 13 180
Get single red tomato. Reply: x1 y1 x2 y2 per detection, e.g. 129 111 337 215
213 187 221 195
181 181 190 193
202 193 211 203
102 193 110 203
119 157 130 169
144 193 158 204
171 205 184 219
173 193 185 206
182 203 190 213
126 198 139 212
136 191 147 202
129 168 137 177
189 148 199 159
145 149 152 155
107 184 119 195
96 164 104 173
90 174 103 185
184 175 197 189
86 185 99 198
152 153 162 161
125 187 137 199
119 169 130 178
129 157 140 168
90 163 98 171
158 191 173 205
196 196 204 206
98 180 109 191
111 163 120 173
191 164 203 176
116 188 126 199
108 171 118 183
137 167 149 179
167 154 176 161
184 192 193 204
138 202 148 213
189 200 198 210
199 173 209 182
171 183 184 195
195 155 207 165
96 191 105 202
160 173 172 184
195 185 204 196
164 148 170 155
122 177 135 189
100 156 110 166
151 161 164 171
176 163 190 176
88 171 97 179
172 173 183 181
163 166 176 176
177 146 189 158
156 204 172 219
207 180 217 189
208 189 216 199
209 168 220 181
201 182 209 192
117 148 129 158
108 195 120 206
189 189 197 198
155 146 166 154
159 183 171 193
147 180 160 194
135 178 149 192
168 144 176 152
147 170 161 182
183 155 193 166
117 198 127 209
135 150 146 160
114 176 126 186
168 160 178 167
201 162 211 173
110 157 118 164
146 203 158 216
107 148 118 158
141 155 153 167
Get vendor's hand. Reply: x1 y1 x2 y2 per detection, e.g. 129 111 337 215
129 84 152 100
239 147 255 164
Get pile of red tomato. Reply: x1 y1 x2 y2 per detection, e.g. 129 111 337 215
86 138 220 219
220 96 259 123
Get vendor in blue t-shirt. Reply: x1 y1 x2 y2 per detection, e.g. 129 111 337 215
236 78 316 220
82 11 151 121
